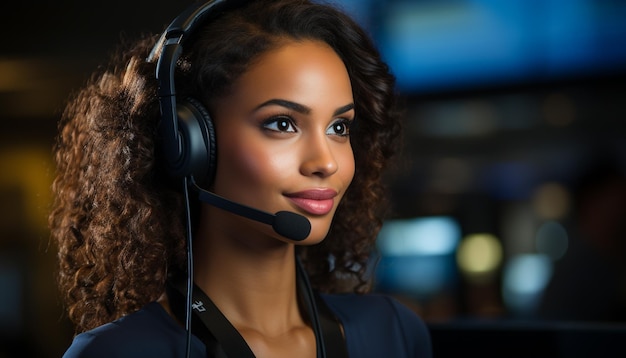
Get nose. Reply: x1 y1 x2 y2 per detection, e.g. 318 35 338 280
300 134 338 178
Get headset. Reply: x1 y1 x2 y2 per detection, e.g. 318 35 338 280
148 0 249 186
147 1 330 357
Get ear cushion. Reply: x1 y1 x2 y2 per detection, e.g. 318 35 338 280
175 97 217 185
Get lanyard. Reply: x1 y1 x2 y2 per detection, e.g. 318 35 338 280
167 261 349 358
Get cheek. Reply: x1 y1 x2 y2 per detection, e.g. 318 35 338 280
338 146 356 188
217 145 260 187
215 136 296 192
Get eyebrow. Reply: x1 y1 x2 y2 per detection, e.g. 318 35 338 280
255 99 355 117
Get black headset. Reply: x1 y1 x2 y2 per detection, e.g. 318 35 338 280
149 0 250 186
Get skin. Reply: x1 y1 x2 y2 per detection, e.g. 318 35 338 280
189 40 355 357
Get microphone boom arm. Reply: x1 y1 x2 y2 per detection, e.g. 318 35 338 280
189 178 311 241
196 186 274 225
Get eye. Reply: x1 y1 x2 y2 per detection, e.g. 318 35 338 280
262 115 297 133
326 118 353 137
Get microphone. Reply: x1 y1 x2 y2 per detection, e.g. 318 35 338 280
190 180 312 241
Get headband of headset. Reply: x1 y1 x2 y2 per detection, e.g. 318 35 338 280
148 0 251 180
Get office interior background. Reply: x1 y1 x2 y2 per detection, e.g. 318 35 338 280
1 0 625 356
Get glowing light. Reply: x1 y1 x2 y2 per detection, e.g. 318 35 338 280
375 217 460 299
375 255 455 300
456 233 503 281
502 254 553 315
377 216 461 256
535 221 569 260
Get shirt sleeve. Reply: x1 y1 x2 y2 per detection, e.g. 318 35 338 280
60 303 206 358
62 331 122 358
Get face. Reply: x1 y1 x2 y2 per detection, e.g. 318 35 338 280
207 40 355 244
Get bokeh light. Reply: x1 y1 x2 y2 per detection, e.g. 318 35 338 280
456 233 503 283
377 216 461 256
502 254 553 316
375 217 461 300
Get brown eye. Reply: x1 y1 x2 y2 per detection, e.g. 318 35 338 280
327 119 352 137
263 116 297 133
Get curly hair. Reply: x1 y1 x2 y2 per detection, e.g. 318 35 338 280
50 0 401 333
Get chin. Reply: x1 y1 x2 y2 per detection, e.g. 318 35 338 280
296 225 332 246
297 236 327 246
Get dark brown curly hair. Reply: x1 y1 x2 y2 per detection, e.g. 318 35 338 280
50 0 401 334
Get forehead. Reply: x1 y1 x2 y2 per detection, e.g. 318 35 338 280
223 39 353 103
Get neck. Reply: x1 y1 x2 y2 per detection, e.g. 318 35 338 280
192 208 306 335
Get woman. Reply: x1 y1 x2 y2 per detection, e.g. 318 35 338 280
50 0 432 357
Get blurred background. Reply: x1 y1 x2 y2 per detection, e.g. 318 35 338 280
1 0 625 356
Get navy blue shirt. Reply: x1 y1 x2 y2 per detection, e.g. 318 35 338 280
63 294 432 357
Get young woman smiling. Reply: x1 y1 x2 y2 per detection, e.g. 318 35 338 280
50 1 432 357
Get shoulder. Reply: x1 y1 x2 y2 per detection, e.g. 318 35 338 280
321 293 432 358
321 293 427 332
62 302 204 358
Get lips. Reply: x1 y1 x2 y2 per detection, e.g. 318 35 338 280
285 189 338 216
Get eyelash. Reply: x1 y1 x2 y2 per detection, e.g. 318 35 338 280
328 118 353 137
261 114 354 137
262 114 297 133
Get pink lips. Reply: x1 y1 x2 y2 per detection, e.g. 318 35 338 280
285 189 338 216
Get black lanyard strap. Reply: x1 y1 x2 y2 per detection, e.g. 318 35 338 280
168 280 255 358
314 291 349 358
